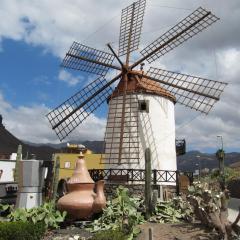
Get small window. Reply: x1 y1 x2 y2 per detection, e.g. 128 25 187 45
64 162 71 169
138 100 149 113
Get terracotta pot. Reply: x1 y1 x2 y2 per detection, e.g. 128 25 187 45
57 152 96 219
57 183 96 219
92 180 106 213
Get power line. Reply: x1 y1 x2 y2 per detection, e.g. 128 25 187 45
148 4 192 11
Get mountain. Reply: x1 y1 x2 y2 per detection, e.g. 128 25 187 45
177 150 240 171
0 117 55 160
23 140 105 153
1 115 240 168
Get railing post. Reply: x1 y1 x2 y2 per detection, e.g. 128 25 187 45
153 169 157 185
109 168 112 182
176 170 180 196
145 148 152 219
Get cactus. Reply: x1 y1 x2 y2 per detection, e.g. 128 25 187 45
187 181 240 239
13 145 22 183
52 157 60 201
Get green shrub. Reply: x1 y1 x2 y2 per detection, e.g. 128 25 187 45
86 186 144 239
0 221 45 240
91 228 130 240
7 201 66 229
149 197 193 223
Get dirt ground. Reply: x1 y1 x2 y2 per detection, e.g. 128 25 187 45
43 227 92 240
43 222 219 240
137 222 219 240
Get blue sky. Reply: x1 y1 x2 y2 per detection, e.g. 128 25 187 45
0 0 239 153
0 39 109 116
1 40 58 107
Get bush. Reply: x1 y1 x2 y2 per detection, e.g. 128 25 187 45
86 186 144 238
149 197 193 223
0 221 45 240
91 229 129 240
6 201 66 229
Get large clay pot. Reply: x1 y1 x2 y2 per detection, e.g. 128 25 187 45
57 152 96 219
57 183 96 219
92 180 106 213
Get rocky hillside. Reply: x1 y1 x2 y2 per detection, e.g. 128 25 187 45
1 115 239 168
177 150 240 171
0 118 55 160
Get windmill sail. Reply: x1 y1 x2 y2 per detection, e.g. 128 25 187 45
46 0 227 169
62 42 116 76
102 92 140 164
47 77 116 141
144 67 227 113
139 7 219 64
119 0 146 58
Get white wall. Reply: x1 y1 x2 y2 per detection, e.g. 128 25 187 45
0 161 16 182
104 93 177 172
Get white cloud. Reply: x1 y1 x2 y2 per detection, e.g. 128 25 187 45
58 69 81 86
0 92 106 143
0 0 129 57
175 48 240 151
0 0 239 151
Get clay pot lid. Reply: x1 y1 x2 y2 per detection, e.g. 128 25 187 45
68 152 94 184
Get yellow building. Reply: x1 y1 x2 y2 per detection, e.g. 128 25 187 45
53 143 104 181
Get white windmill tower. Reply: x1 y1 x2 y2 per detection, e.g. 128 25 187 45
47 0 227 176
104 70 177 171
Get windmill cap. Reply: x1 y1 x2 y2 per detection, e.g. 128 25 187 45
109 70 176 103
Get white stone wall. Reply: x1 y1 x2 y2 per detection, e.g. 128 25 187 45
105 93 177 172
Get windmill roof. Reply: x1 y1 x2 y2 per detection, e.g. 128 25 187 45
110 71 176 103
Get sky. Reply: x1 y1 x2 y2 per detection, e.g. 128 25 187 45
0 0 239 153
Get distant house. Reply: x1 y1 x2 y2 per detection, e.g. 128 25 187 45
229 162 240 171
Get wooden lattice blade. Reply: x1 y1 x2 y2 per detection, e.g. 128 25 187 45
46 77 115 141
140 7 219 64
61 41 116 76
118 0 146 58
102 93 140 164
145 67 228 114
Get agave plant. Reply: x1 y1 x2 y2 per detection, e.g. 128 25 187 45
87 186 145 239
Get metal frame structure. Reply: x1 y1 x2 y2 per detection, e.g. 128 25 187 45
47 0 228 165
88 168 193 185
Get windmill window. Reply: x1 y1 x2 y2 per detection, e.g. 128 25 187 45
138 100 149 113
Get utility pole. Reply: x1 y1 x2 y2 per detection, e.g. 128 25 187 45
196 155 201 179
216 135 225 174
216 135 225 187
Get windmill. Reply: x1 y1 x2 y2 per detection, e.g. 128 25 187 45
47 0 227 171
